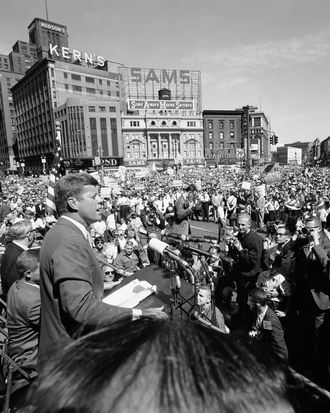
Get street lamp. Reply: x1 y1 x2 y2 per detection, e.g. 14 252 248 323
20 159 25 176
41 155 46 174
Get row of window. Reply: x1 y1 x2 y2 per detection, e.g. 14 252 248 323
63 84 120 97
208 120 236 129
63 72 118 87
88 106 116 113
129 120 198 128
208 142 236 149
208 117 262 129
209 131 236 139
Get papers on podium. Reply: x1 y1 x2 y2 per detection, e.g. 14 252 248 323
103 279 157 308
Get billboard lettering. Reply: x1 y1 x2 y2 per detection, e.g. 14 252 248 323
49 44 105 66
130 68 191 85
128 99 194 110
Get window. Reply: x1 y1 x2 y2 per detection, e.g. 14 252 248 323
88 106 95 112
99 106 106 112
85 76 95 83
219 120 224 129
130 121 140 127
208 132 213 140
187 121 196 127
219 132 224 139
71 74 81 81
72 85 82 92
64 72 68 79
229 120 235 129
107 81 110 86
109 106 116 112
86 88 95 94
254 117 261 127
230 132 235 139
208 120 213 129
99 79 103 85
65 84 69 90
230 143 235 149
220 142 224 149
107 91 111 96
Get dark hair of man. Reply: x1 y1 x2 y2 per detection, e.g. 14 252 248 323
54 173 99 216
25 318 330 413
16 249 40 277
248 288 268 307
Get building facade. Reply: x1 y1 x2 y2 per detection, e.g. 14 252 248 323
120 66 204 169
275 146 302 165
202 107 272 167
203 110 244 167
12 57 123 172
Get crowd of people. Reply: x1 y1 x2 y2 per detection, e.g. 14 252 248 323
0 163 329 410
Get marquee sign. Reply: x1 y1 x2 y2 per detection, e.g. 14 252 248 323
128 99 194 110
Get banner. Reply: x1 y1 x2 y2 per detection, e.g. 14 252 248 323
241 181 251 190
255 184 266 197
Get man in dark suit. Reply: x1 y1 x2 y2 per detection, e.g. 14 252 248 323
173 185 196 236
248 288 288 360
0 219 36 300
230 213 263 316
38 173 166 370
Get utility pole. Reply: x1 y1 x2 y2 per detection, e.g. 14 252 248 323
242 105 251 174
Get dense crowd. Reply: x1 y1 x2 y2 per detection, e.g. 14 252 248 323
0 164 329 410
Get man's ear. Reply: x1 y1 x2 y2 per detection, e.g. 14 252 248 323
67 197 79 211
25 270 32 280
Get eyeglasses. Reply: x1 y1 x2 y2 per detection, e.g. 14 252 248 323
104 271 113 275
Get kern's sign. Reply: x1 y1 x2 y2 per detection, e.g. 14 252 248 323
49 44 105 66
128 99 194 110
130 67 191 85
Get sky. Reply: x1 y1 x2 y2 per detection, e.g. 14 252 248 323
1 0 330 145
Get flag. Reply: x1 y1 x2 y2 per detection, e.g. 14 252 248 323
45 126 63 216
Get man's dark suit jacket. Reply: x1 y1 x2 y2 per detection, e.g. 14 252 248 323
38 217 132 369
236 230 263 278
173 195 191 235
0 242 25 300
253 307 288 360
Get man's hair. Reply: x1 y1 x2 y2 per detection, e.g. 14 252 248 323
54 173 99 215
29 318 330 413
198 284 211 296
6 219 33 241
237 212 251 224
248 288 268 306
17 249 40 276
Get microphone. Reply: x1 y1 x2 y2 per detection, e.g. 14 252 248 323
182 245 219 260
149 238 195 284
181 235 218 243
163 232 183 240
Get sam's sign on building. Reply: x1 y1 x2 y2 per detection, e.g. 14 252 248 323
49 44 105 66
130 67 191 85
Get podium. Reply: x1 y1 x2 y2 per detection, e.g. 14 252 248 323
104 264 195 318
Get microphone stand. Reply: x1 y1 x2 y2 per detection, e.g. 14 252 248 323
199 255 216 317
169 259 178 320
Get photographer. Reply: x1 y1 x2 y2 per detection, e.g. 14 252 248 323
140 201 166 265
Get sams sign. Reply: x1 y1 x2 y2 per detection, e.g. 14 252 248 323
130 68 191 85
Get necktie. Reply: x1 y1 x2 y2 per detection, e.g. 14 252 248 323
86 231 93 249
